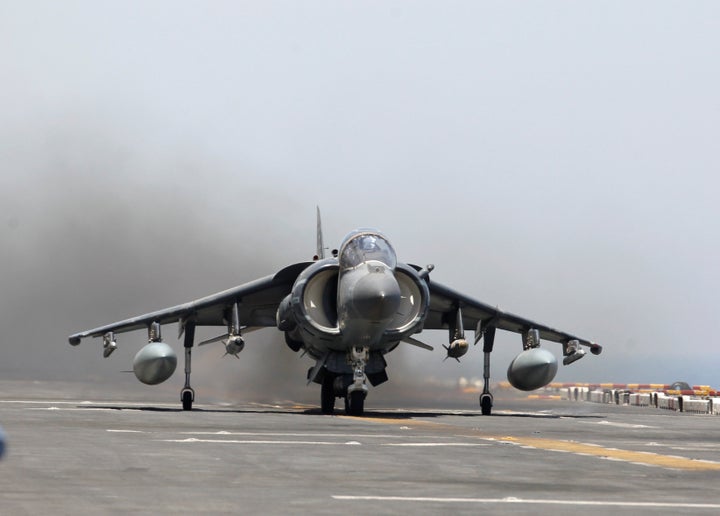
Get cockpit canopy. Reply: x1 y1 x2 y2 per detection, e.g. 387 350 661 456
339 230 397 269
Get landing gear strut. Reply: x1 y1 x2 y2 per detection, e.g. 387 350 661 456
479 325 496 416
181 322 196 411
346 346 369 416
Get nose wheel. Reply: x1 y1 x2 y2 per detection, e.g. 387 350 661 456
345 346 369 416
345 390 366 416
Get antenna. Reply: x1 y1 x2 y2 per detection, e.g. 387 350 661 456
316 206 325 259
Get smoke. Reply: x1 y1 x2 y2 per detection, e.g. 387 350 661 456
0 117 462 407
0 118 302 389
0 118 512 407
2 113 717 411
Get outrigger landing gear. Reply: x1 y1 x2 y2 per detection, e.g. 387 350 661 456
346 346 369 416
478 325 496 416
182 388 194 411
181 321 196 411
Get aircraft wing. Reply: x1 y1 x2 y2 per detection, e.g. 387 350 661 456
423 280 601 351
68 262 311 344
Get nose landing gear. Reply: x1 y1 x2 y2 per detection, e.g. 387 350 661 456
345 390 366 416
345 346 369 416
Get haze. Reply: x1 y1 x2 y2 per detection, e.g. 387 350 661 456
2 2 719 403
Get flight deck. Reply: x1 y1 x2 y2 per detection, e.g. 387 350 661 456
1 380 719 515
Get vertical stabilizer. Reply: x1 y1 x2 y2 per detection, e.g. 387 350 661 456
316 206 325 259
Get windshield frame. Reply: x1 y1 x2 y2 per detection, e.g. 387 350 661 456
338 230 397 270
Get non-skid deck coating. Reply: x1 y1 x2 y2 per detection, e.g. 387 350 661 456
2 381 719 515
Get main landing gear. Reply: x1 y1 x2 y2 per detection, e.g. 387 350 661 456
320 375 332 414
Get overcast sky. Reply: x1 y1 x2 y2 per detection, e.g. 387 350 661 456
2 2 719 403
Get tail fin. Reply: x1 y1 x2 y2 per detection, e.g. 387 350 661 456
315 206 325 260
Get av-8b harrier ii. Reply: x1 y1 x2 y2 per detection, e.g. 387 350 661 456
69 209 601 416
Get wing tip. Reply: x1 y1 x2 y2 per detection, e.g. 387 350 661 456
68 335 82 346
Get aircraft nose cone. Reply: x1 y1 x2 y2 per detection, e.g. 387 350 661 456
352 269 402 321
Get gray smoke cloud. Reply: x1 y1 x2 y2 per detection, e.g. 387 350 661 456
0 119 298 385
0 118 455 406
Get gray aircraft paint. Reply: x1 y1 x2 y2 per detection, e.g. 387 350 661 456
68 216 599 415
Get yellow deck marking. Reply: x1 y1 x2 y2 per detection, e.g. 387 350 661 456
489 435 720 471
342 415 720 471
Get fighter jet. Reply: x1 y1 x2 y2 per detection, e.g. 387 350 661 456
68 209 601 415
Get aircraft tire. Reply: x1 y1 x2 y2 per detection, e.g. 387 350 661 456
346 391 365 416
182 391 193 411
321 374 335 415
480 394 492 416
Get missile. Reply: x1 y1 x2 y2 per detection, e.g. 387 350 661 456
199 333 247 358
103 340 117 358
443 339 469 361
223 335 245 358
563 348 586 365
102 332 117 358
562 339 586 365
132 342 177 385
506 348 558 391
